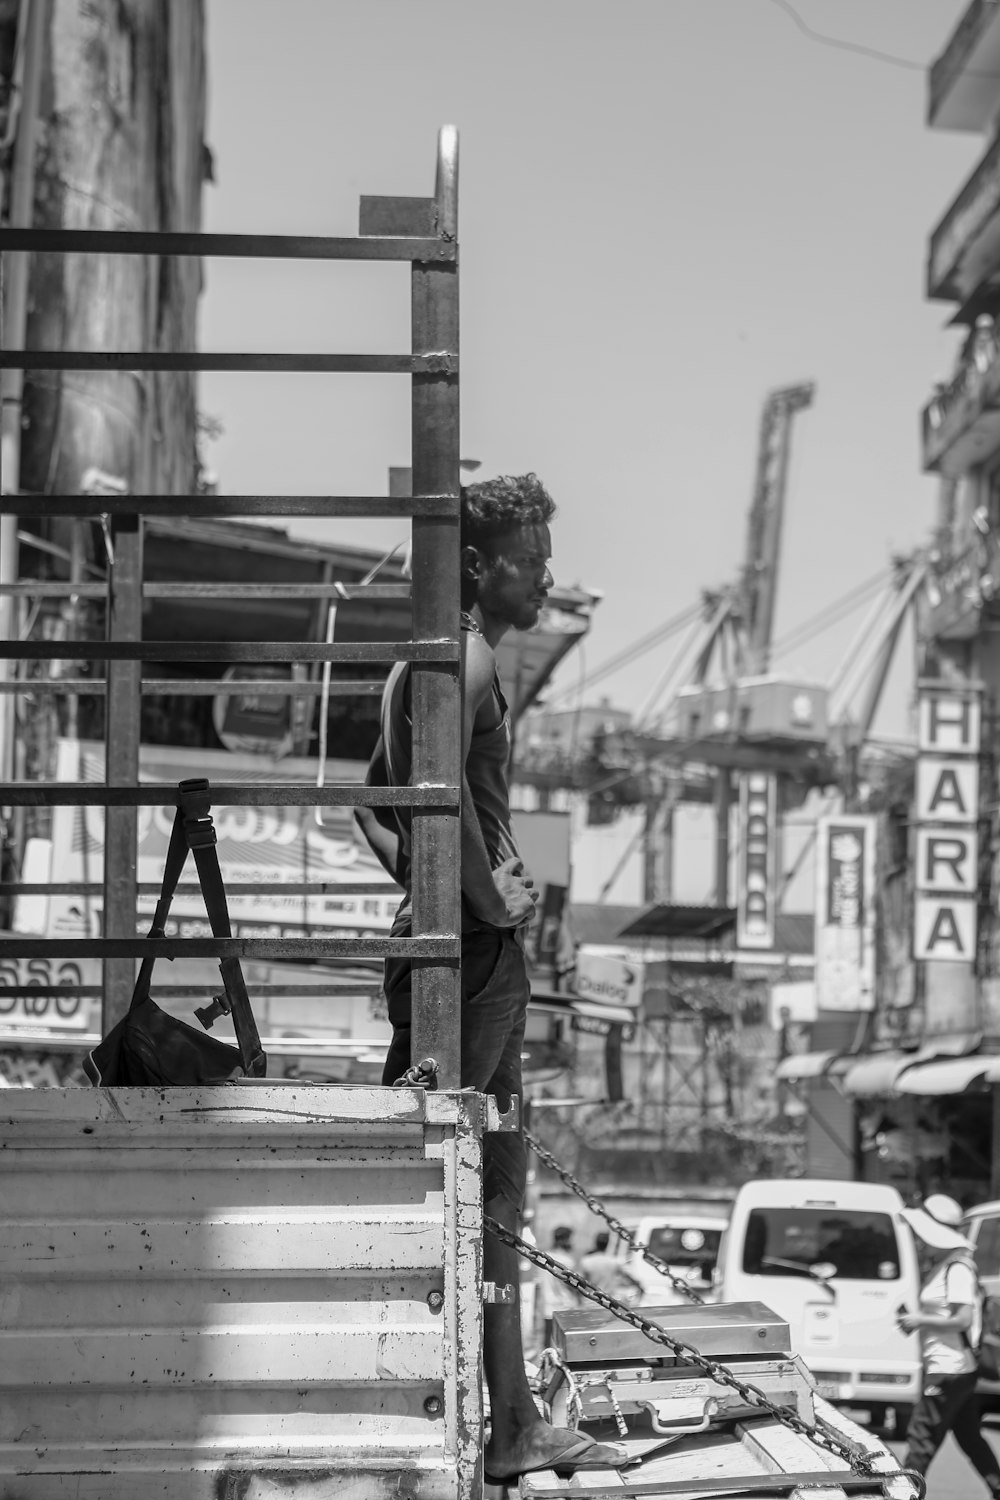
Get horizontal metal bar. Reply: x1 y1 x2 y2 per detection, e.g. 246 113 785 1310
0 226 455 262
0 679 386 696
0 494 457 518
0 350 458 375
0 983 384 998
146 582 412 600
0 936 460 959
0 580 412 600
0 782 457 808
0 881 400 897
2 640 456 663
0 582 106 598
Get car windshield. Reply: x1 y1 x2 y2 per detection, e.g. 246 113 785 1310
646 1224 723 1268
741 1207 901 1281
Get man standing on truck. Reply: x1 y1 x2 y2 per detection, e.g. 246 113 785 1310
356 474 629 1484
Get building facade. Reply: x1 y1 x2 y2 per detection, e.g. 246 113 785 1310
781 2 1000 1205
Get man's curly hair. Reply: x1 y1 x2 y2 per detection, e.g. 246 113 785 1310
460 473 557 554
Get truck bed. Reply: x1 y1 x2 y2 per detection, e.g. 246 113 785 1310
499 1404 915 1499
492 1302 920 1500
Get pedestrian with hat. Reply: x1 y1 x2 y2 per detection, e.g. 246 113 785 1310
898 1193 1000 1495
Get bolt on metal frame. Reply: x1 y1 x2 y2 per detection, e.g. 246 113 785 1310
0 127 464 1086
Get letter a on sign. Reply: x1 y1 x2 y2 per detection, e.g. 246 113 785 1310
914 897 976 961
915 759 979 823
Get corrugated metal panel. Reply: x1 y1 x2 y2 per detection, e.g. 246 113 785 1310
0 1083 489 1498
805 1078 856 1180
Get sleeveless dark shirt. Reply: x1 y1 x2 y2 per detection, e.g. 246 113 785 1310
381 622 518 931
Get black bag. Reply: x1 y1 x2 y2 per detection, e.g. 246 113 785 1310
84 778 266 1086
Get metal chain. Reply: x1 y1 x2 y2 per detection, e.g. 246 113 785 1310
486 1215 900 1485
525 1129 706 1304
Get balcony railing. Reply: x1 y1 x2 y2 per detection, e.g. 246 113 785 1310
929 0 1000 131
922 316 1000 473
928 127 1000 303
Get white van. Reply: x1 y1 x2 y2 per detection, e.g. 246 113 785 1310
615 1212 729 1305
715 1179 921 1428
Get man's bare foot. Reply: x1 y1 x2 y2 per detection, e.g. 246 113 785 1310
484 1420 628 1482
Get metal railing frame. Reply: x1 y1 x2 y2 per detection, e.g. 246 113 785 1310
0 126 464 1085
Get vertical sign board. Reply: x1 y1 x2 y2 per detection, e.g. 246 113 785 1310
913 684 981 964
814 816 876 1010
736 772 777 950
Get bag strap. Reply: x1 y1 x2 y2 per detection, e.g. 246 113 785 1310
128 778 265 1078
128 793 192 1015
943 1250 981 1351
179 779 265 1077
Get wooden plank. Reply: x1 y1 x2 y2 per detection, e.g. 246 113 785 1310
810 1399 919 1500
521 1479 880 1500
736 1418 843 1475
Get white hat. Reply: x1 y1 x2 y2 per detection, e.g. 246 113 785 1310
900 1193 969 1252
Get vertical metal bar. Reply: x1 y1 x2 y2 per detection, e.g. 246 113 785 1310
0 0 47 790
101 507 143 1029
714 769 731 908
409 126 461 1086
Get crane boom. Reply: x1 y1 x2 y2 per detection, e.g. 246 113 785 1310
741 381 815 674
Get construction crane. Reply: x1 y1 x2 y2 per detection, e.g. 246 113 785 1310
638 381 816 727
740 382 816 676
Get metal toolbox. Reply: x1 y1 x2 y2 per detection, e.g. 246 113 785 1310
552 1300 793 1364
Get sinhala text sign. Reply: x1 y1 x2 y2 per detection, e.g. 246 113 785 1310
736 772 777 950
45 740 400 941
814 815 876 1010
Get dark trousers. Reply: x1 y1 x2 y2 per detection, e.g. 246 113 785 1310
905 1369 1000 1487
382 926 529 1209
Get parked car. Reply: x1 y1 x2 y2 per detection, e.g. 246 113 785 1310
615 1211 729 1305
960 1198 1000 1403
714 1178 921 1434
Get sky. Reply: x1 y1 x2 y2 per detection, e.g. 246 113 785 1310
199 0 982 740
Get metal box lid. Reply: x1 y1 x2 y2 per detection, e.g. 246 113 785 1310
552 1300 791 1364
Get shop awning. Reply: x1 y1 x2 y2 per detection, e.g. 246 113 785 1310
894 1055 993 1096
530 988 635 1026
841 1052 919 1097
911 1032 982 1063
776 1050 840 1082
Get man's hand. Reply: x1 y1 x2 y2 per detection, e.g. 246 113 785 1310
492 856 539 928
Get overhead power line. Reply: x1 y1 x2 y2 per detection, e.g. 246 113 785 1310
545 599 702 707
765 0 1000 81
769 567 892 662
